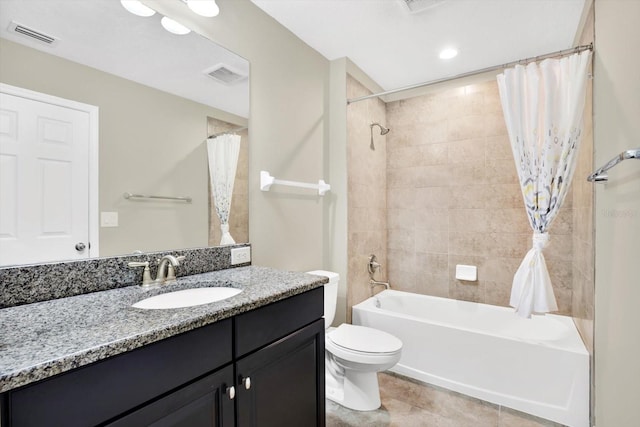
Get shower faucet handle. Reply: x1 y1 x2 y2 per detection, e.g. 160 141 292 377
368 254 382 276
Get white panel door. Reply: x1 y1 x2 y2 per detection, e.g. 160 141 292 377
0 92 91 265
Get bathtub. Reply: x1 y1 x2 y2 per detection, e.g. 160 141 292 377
352 290 589 427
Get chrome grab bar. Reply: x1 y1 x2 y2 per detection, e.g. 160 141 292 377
588 148 640 183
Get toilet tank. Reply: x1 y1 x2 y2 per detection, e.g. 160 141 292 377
306 270 339 329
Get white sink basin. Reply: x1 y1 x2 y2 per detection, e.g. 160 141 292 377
132 287 242 309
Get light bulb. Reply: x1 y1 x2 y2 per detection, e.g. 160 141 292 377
120 0 156 17
439 48 458 60
187 0 219 17
161 17 191 35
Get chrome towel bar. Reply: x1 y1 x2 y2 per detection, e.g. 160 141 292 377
123 192 192 203
587 148 640 183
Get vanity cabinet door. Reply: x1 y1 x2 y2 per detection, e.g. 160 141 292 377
106 365 235 427
6 320 232 427
235 319 325 427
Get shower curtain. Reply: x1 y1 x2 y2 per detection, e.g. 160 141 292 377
496 50 591 318
206 134 241 245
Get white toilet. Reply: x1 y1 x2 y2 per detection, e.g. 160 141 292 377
307 270 402 411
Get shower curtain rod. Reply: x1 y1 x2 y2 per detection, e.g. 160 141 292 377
347 43 593 104
208 126 247 139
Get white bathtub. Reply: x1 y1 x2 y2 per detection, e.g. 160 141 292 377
352 290 589 427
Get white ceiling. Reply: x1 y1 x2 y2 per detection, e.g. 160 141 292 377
251 0 586 91
0 0 249 118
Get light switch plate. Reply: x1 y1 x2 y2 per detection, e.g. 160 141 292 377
231 247 251 265
100 211 119 227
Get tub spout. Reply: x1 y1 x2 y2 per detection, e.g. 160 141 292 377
370 279 390 292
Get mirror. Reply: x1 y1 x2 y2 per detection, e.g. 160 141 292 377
0 0 249 266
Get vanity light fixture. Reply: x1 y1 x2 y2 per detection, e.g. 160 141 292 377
185 0 220 18
120 0 156 17
161 16 191 35
121 0 203 36
439 47 458 59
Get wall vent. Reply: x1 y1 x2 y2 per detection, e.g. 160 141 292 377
401 0 447 14
8 21 59 46
204 64 247 85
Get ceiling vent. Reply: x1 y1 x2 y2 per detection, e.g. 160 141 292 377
401 0 447 14
8 21 59 46
204 64 247 86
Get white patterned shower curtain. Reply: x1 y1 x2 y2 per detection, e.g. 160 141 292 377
496 51 591 318
206 134 241 245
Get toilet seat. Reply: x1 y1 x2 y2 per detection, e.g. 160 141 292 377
326 323 402 357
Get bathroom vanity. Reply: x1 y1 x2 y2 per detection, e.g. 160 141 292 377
0 262 327 427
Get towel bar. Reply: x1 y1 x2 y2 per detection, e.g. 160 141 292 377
260 171 331 196
123 192 192 203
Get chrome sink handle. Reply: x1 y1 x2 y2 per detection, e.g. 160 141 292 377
127 261 153 286
166 256 186 283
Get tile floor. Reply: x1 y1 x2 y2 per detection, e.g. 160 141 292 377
326 372 565 427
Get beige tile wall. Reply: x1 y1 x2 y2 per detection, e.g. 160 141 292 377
385 81 574 314
346 75 388 322
207 118 249 246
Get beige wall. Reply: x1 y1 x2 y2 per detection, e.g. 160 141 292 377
346 75 388 321
327 58 349 326
329 59 387 326
593 1 640 426
148 0 330 272
385 81 574 313
0 38 245 257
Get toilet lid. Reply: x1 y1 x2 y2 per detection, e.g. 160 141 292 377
328 324 402 354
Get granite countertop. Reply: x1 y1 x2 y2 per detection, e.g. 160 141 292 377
0 266 327 393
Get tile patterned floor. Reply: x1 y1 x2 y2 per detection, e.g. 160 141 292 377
326 372 566 427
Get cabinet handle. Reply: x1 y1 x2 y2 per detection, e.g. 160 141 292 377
242 376 251 390
226 385 235 400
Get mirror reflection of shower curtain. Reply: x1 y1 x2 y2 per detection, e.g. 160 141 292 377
497 50 591 318
207 134 241 245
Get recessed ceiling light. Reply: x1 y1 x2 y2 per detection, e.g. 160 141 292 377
120 0 156 17
439 48 458 60
161 17 191 35
187 0 220 17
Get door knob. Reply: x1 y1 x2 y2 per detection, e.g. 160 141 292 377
75 242 86 252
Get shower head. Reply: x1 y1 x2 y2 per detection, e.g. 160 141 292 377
371 122 390 135
369 122 390 150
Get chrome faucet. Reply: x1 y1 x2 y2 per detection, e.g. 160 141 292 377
370 279 390 291
368 254 390 294
128 254 185 286
156 255 185 284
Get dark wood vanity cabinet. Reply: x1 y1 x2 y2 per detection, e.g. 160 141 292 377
106 365 235 427
233 287 325 427
235 320 325 427
1 287 325 427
